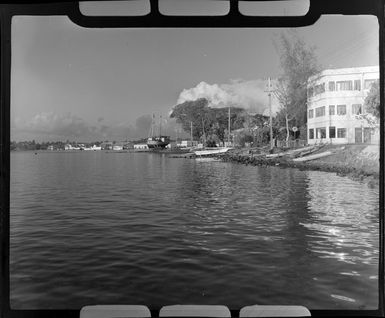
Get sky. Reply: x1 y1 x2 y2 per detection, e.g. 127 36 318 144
10 4 379 142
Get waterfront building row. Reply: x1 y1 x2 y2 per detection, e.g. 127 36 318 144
64 144 102 151
307 66 379 145
62 140 200 151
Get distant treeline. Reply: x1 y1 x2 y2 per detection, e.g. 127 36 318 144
11 140 67 151
10 139 149 151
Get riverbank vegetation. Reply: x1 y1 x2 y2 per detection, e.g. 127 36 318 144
170 98 271 146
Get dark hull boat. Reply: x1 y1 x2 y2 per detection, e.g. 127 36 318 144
147 114 170 149
147 136 170 149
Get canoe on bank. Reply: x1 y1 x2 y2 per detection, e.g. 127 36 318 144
292 146 345 162
194 147 231 156
292 151 333 162
266 144 324 159
195 157 221 162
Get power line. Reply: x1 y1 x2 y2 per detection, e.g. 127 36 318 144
318 31 377 67
318 28 372 58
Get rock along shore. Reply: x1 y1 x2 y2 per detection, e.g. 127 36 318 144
219 144 379 188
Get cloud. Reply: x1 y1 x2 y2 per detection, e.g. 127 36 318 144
14 112 92 138
13 112 123 141
177 82 231 108
12 111 185 142
176 79 280 114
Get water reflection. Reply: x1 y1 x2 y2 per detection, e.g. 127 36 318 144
10 152 379 309
302 171 379 266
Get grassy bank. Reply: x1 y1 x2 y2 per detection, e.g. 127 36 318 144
221 144 379 187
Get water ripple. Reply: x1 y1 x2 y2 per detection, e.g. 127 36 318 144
10 151 379 310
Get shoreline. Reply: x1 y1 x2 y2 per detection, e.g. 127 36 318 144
12 146 380 187
219 144 379 188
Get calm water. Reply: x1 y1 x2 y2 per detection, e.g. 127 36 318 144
10 151 379 310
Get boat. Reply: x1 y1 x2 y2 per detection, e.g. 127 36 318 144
292 146 344 162
147 136 170 149
147 114 170 149
195 157 222 162
292 150 333 162
193 147 231 156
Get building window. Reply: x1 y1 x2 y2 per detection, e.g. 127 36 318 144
337 128 347 138
308 109 314 119
336 80 353 91
309 128 314 139
337 105 346 115
329 105 335 115
352 104 362 115
328 81 335 91
364 79 377 89
314 83 325 95
315 106 325 117
354 79 361 91
307 87 314 98
316 127 326 139
329 126 336 138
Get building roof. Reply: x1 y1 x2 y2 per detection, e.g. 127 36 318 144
309 65 379 82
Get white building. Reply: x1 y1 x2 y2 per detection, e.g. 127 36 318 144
307 66 379 145
112 145 123 151
177 140 198 148
134 144 149 150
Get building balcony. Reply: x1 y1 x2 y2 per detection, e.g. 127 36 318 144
308 90 365 103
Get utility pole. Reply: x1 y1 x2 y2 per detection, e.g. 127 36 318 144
265 77 274 150
202 117 206 146
228 106 231 145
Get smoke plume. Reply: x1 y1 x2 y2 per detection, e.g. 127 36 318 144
177 79 279 114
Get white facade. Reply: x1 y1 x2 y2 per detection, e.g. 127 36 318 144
112 145 123 151
65 144 80 150
307 66 379 145
134 144 149 150
177 140 198 148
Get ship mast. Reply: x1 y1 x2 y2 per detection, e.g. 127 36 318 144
148 113 155 138
159 114 162 137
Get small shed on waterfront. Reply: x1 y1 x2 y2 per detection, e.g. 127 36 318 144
134 144 149 150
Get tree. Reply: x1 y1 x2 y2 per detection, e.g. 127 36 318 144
170 98 247 145
274 31 320 141
274 78 293 142
210 106 245 143
170 98 214 143
364 80 380 118
354 80 381 129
